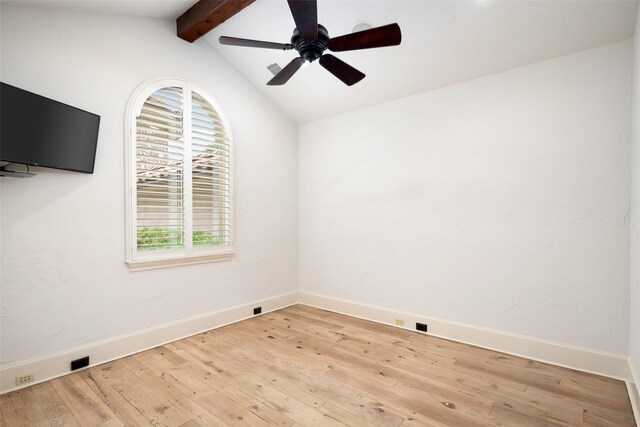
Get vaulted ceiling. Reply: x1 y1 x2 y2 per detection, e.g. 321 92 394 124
9 0 639 123
205 0 637 123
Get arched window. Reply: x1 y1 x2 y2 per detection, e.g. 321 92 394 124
125 78 233 270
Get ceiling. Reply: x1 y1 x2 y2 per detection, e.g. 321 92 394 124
206 0 637 123
7 0 639 123
6 0 194 18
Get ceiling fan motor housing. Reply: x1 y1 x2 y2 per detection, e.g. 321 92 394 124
291 24 329 62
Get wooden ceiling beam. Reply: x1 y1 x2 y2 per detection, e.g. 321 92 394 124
177 0 256 43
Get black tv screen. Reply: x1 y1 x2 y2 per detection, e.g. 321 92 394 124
1 82 100 174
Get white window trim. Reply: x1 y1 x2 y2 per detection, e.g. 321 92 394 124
124 77 234 271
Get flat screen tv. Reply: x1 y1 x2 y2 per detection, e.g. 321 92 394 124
1 82 100 174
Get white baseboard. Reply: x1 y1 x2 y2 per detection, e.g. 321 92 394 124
0 291 298 394
1 289 634 404
298 291 632 381
628 358 640 426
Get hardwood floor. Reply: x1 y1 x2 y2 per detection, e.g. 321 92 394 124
0 304 636 426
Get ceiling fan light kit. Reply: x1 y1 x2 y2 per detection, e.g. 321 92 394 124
218 0 402 86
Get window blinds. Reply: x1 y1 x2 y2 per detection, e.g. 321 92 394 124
191 92 231 247
134 86 230 253
136 87 184 251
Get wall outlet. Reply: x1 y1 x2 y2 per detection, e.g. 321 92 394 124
416 322 428 332
253 306 262 315
71 356 90 371
395 319 405 326
15 374 34 385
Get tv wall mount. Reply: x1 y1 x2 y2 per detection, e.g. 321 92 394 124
0 162 36 178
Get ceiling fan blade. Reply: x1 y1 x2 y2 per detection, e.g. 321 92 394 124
319 54 365 86
267 57 305 85
219 36 294 50
328 23 402 52
287 0 318 40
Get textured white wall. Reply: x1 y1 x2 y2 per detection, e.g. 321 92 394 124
299 40 632 354
630 7 640 377
1 3 635 369
0 5 298 364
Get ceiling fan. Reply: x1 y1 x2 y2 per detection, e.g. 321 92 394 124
219 0 402 86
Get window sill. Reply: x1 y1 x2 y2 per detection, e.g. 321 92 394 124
127 252 233 271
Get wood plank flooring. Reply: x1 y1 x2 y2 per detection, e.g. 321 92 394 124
1 304 636 426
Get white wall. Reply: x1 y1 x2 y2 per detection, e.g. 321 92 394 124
1 2 634 372
0 5 298 365
630 7 640 379
299 40 632 354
